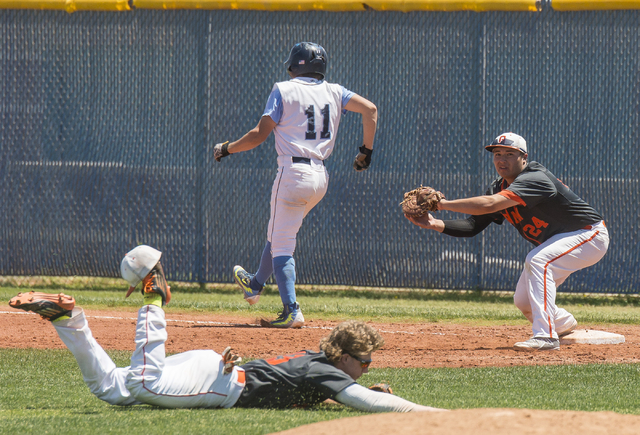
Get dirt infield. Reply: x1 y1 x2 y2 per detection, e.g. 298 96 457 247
2 308 639 435
2 309 639 368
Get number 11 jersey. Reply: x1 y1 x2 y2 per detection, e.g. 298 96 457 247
263 77 354 160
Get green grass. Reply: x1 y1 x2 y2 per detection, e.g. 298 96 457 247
2 280 640 434
1 349 639 434
2 284 639 326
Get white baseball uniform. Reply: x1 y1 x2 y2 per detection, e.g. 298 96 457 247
53 306 245 408
263 77 353 257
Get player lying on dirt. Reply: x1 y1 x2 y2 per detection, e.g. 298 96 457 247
405 132 609 352
8 245 445 412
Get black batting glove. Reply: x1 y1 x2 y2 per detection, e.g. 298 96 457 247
213 141 230 162
353 145 373 171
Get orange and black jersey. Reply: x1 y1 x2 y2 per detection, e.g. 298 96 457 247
234 350 355 409
443 162 603 245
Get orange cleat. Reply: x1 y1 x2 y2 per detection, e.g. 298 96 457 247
9 291 75 321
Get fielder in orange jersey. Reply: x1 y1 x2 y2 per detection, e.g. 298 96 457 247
9 245 445 412
406 133 609 352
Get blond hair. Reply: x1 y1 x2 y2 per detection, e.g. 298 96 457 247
319 320 385 363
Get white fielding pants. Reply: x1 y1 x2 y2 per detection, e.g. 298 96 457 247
513 221 609 339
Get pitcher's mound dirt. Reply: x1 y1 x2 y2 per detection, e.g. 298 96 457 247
272 408 640 435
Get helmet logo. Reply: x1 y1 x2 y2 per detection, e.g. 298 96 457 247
299 60 306 65
498 135 506 143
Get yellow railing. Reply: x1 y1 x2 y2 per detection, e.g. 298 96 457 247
0 0 130 10
133 0 539 11
552 0 640 10
0 0 540 11
2 0 640 12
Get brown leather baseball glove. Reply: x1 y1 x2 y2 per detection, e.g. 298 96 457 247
400 186 444 218
221 346 242 374
369 382 394 394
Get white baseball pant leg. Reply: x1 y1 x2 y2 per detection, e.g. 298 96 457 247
268 156 329 257
513 221 609 339
53 308 138 406
125 305 245 408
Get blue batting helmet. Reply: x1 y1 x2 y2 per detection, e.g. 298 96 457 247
284 42 327 79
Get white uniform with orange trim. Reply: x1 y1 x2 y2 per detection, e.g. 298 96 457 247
512 221 608 338
53 305 245 408
52 305 428 412
486 161 609 339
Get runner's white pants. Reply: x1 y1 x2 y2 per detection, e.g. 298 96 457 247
54 305 245 408
513 221 609 339
268 156 328 257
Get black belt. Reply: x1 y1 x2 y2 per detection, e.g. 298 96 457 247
292 157 324 165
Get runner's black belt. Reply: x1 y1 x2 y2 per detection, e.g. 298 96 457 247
292 157 325 165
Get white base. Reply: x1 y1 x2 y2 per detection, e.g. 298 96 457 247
560 329 625 345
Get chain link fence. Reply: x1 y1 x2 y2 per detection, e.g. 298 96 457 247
1 8 638 292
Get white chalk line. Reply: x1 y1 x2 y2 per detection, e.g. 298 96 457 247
0 310 448 336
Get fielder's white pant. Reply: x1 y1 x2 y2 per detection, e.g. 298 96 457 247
268 156 328 257
513 220 609 339
54 305 245 408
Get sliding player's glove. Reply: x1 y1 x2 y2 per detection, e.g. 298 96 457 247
369 382 393 394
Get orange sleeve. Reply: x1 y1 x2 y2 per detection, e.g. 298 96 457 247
497 190 526 207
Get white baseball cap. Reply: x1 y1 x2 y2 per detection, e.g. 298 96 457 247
120 245 162 289
485 132 527 154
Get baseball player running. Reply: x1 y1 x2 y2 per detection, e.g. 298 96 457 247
213 42 378 328
9 245 444 412
406 133 609 351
